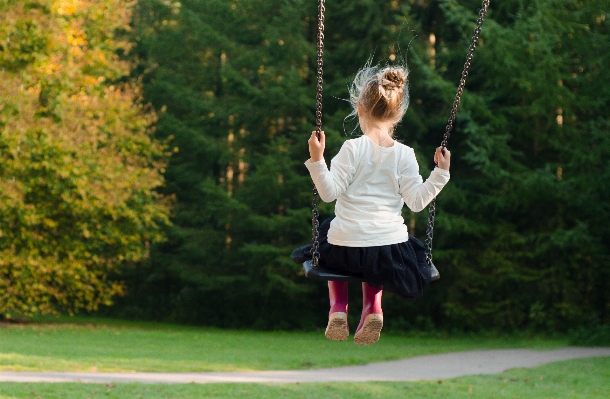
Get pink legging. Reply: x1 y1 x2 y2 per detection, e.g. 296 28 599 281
328 281 382 329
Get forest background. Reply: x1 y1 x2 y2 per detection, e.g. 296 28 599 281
0 0 608 334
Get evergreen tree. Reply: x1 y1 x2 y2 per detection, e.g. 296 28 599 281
116 0 610 331
426 0 610 330
117 0 322 327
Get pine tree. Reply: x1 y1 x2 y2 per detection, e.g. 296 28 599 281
117 0 323 327
118 0 610 331
406 0 610 330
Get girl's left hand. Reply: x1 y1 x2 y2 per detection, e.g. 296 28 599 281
308 131 325 162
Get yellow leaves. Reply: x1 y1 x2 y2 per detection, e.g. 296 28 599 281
54 0 82 17
68 45 85 59
23 213 41 227
5 0 130 95
0 1 170 317
38 55 63 76
81 226 91 238
66 23 88 60
43 218 58 229
67 27 87 47
83 75 97 86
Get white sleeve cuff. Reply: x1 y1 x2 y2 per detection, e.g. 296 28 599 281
304 158 325 167
431 167 450 180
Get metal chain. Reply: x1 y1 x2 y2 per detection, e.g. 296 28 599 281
424 0 490 267
310 0 325 268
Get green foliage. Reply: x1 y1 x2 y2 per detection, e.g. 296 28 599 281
110 0 324 328
106 0 610 332
426 0 610 330
0 0 170 316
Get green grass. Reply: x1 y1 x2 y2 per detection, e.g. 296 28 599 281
0 357 608 398
0 317 569 372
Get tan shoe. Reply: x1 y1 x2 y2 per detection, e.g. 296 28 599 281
325 312 349 341
354 313 383 345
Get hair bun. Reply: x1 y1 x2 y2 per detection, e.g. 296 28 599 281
381 69 406 90
349 62 409 123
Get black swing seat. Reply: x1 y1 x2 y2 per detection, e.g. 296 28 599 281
302 260 365 282
302 260 440 282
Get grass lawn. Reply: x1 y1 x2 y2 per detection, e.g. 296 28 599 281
0 317 570 372
0 357 608 398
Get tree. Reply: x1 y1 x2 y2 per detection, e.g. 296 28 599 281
115 0 610 332
0 0 170 316
108 0 322 328
426 0 610 330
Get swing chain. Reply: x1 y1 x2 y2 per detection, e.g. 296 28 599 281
315 0 325 138
425 196 437 264
441 0 490 149
425 0 490 266
311 187 321 267
311 0 325 268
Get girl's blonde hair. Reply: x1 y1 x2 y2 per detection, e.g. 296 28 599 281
348 63 409 124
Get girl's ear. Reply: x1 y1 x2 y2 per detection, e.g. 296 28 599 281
357 102 363 117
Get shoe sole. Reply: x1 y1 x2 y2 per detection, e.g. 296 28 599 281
354 314 383 345
325 312 349 341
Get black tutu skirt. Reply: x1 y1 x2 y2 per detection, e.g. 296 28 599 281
291 218 433 299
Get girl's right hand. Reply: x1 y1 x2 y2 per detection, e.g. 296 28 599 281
308 131 325 162
434 146 451 171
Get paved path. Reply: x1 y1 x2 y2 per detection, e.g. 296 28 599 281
0 347 608 384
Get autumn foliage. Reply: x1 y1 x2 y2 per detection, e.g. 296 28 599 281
0 0 170 316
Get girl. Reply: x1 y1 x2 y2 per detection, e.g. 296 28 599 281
296 64 451 345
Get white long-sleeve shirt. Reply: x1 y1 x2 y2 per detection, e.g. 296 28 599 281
305 135 450 247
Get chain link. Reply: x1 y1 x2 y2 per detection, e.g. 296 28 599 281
425 0 490 267
310 0 325 268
